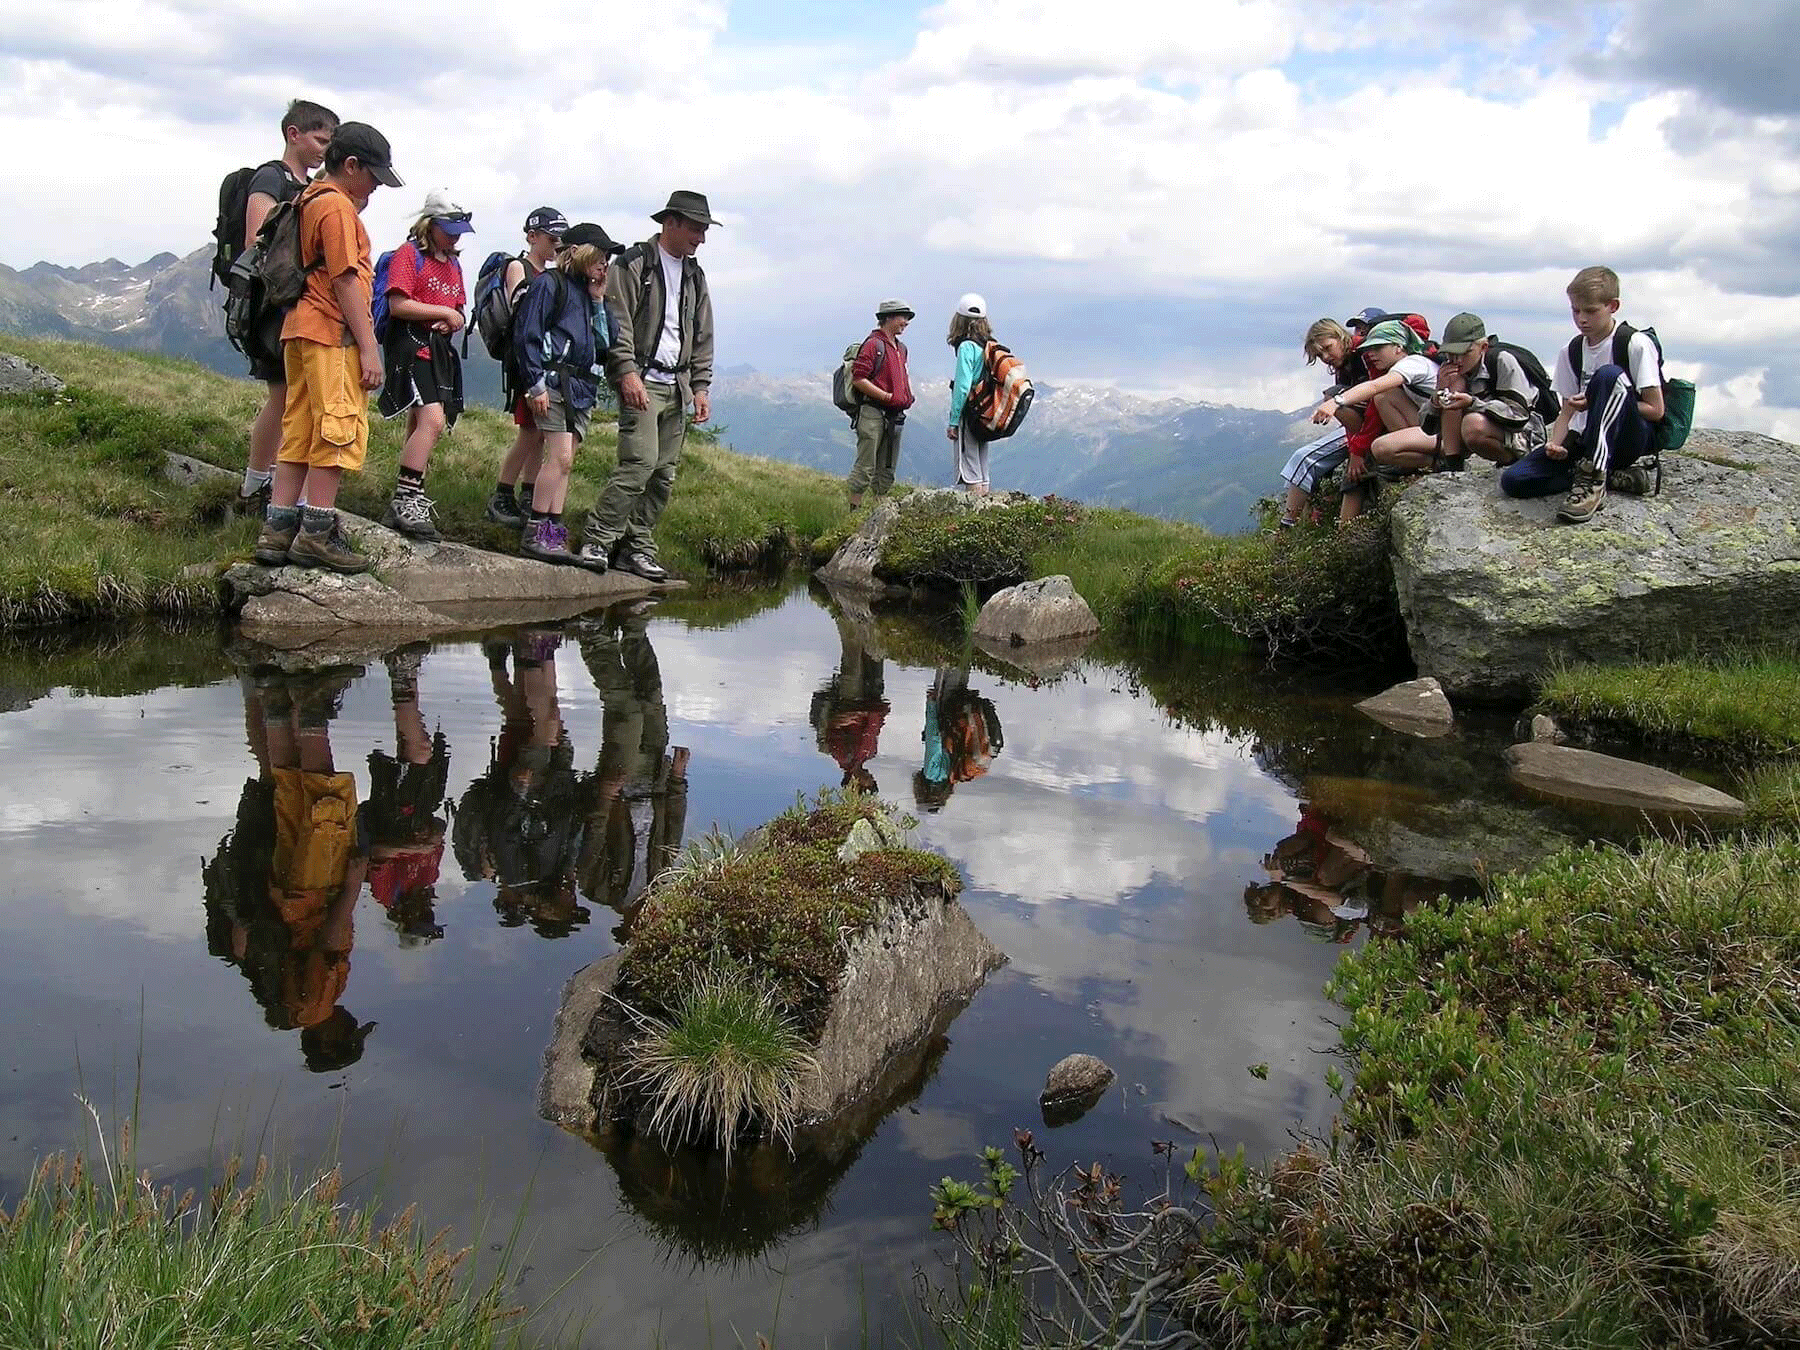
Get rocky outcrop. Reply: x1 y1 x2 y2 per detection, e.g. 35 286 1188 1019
1040 1053 1116 1126
815 488 1016 592
1390 431 1800 701
972 575 1100 647
1505 743 1746 818
1354 677 1454 737
0 354 64 396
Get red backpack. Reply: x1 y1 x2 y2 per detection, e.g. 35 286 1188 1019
965 340 1034 442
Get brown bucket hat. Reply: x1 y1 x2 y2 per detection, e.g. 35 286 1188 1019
650 190 722 227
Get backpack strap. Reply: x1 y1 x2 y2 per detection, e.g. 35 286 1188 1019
1566 334 1583 392
1611 321 1634 372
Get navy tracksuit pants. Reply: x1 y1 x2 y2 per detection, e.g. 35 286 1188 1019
1500 364 1652 498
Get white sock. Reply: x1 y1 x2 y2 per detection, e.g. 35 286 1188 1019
240 467 273 497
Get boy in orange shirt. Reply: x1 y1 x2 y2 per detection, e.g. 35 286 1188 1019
254 121 403 574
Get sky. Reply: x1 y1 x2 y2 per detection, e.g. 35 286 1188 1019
4 0 1799 433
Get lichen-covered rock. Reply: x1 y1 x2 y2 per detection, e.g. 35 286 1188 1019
224 561 457 634
837 812 906 863
1390 430 1800 701
1355 677 1454 737
972 575 1100 646
1505 743 1746 818
1040 1053 1115 1126
0 354 64 397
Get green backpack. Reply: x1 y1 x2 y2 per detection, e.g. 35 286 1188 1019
1566 322 1697 494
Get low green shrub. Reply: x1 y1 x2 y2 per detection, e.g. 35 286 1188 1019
878 495 1088 586
1744 759 1800 832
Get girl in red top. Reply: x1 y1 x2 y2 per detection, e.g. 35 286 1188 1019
379 189 471 539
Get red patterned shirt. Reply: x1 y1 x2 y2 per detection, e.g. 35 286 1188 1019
385 244 465 312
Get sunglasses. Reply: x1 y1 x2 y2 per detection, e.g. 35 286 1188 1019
434 211 471 224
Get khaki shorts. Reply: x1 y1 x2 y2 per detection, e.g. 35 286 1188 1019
280 339 369 471
531 386 591 441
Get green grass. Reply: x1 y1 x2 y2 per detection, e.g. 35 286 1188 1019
0 337 860 624
1540 650 1800 759
0 1121 539 1348
619 959 819 1158
928 834 1800 1346
1745 759 1800 831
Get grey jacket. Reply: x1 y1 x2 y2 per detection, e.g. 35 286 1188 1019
602 237 714 405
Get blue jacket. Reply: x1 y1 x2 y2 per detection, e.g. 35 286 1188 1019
513 270 610 411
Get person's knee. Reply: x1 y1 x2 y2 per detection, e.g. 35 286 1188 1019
416 404 447 436
549 439 575 475
1461 414 1502 457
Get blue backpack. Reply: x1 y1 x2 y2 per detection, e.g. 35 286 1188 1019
370 244 411 343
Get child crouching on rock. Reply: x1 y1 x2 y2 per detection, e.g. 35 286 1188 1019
512 223 622 565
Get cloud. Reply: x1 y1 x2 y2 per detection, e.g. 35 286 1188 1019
1604 0 1800 115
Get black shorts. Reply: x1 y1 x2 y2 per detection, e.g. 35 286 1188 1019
382 343 455 408
245 310 286 384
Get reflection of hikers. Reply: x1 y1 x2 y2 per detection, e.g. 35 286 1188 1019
202 669 375 1071
810 614 889 794
577 606 689 923
362 645 449 945
913 666 1003 812
1246 805 1378 945
452 633 589 938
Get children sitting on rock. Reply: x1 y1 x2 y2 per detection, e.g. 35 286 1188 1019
1278 318 1369 527
1310 319 1441 475
1501 266 1666 523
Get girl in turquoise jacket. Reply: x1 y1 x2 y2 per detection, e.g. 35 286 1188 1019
946 293 993 494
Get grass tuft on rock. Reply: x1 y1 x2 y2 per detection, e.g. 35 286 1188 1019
0 1122 533 1348
876 493 1090 587
620 960 819 1157
1540 649 1800 759
1745 759 1800 832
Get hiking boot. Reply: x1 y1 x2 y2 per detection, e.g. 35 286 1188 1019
253 514 299 566
481 637 510 671
520 518 574 565
1608 463 1655 496
614 550 668 582
383 490 441 541
574 540 611 574
384 641 428 692
518 482 535 518
240 479 272 520
288 522 372 574
1556 460 1607 524
484 486 524 529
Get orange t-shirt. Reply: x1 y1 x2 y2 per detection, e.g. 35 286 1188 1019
281 182 372 347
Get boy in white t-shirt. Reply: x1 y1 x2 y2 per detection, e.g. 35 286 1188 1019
1310 320 1444 474
1500 266 1665 523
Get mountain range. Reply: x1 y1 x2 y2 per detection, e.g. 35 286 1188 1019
0 246 1311 533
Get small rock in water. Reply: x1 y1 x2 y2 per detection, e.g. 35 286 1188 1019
1354 677 1455 737
1530 713 1567 744
1504 743 1746 818
972 575 1101 646
1040 1053 1116 1126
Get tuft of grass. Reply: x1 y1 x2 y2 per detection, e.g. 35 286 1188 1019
1744 758 1800 831
0 1111 534 1349
1540 649 1800 759
619 961 819 1158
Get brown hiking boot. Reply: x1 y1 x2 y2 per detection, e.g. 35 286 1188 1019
1608 463 1655 496
1556 460 1606 524
288 522 372 574
253 515 299 566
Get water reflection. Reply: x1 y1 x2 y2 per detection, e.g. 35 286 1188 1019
914 665 1004 813
202 668 378 1071
809 609 890 794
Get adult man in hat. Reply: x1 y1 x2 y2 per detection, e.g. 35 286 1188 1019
845 298 915 507
578 190 718 578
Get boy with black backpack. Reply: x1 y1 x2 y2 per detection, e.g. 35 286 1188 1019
482 207 569 528
216 99 339 516
1424 312 1557 469
1501 266 1666 523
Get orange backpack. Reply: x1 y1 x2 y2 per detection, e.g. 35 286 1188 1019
966 339 1035 442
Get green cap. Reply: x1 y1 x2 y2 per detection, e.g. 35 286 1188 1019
1358 319 1414 351
1439 312 1488 356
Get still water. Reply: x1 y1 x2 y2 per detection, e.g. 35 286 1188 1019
0 583 1599 1344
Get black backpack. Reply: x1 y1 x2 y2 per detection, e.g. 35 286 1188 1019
1482 341 1562 425
210 160 283 290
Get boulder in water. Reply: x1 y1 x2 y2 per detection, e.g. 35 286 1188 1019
1040 1053 1116 1126
1504 742 1746 818
1355 677 1454 737
973 575 1100 647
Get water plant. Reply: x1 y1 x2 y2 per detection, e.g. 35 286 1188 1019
617 961 820 1158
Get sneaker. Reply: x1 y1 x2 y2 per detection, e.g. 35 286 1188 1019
574 540 611 574
484 486 524 529
288 523 373 574
614 551 668 582
253 515 298 566
1556 460 1607 525
1608 463 1654 496
383 490 441 541
240 479 272 520
520 518 574 565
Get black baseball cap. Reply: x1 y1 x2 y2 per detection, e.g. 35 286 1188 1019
560 222 624 257
329 121 403 188
525 207 569 237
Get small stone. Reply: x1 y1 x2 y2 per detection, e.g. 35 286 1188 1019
1354 677 1454 737
0 354 65 397
1530 714 1566 744
836 818 885 864
1040 1053 1115 1126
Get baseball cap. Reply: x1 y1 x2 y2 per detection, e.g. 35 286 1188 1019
417 188 473 235
956 292 987 318
1346 306 1386 331
560 222 625 256
1438 312 1488 355
329 121 403 188
876 297 915 318
525 207 569 237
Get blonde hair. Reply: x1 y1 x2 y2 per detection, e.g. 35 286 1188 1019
1303 318 1351 365
558 243 607 284
1567 266 1620 306
947 313 992 348
407 215 445 254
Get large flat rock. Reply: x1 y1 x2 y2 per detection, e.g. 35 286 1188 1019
1504 742 1746 818
1390 430 1800 701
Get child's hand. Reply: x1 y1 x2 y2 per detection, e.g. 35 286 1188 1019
1345 455 1367 484
441 308 466 334
1564 393 1588 412
1310 399 1338 424
529 389 551 416
1545 441 1568 460
359 349 383 390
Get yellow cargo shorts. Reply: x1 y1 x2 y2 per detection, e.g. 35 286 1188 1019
280 339 369 471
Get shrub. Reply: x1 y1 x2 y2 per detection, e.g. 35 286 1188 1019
618 961 819 1157
878 495 1088 586
1744 759 1800 832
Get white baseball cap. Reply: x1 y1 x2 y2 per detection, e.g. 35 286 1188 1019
956 292 988 318
416 188 473 234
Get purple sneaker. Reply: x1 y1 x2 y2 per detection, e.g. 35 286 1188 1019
520 517 573 565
